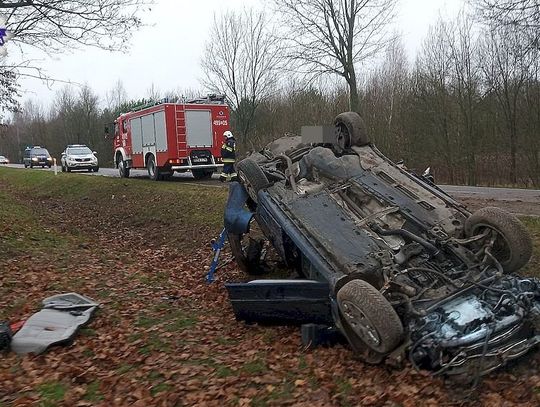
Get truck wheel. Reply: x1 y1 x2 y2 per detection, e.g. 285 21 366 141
118 158 130 178
237 158 270 203
147 155 159 181
337 279 403 354
159 171 172 181
465 207 532 273
334 112 370 149
192 169 212 180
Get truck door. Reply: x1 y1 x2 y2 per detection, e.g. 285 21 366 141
185 110 212 147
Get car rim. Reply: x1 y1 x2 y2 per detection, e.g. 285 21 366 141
341 300 381 348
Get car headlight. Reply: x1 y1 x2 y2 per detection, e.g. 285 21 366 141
32 157 38 161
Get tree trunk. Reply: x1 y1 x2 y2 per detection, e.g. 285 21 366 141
348 71 360 113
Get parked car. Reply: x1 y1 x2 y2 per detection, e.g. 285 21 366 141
224 112 540 381
0 155 9 164
61 144 99 172
23 146 53 168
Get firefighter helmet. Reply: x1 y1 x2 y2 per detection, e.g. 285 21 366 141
223 131 234 139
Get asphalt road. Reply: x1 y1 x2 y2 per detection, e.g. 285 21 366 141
3 163 223 187
3 163 540 201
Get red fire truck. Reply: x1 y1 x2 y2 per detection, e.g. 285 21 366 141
112 95 230 180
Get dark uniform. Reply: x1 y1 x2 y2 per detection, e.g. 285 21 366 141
220 135 237 182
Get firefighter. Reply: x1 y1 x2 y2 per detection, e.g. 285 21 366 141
220 130 237 182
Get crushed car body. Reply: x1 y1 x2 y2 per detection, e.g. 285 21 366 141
224 112 540 380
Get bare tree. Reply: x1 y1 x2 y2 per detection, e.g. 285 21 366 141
201 8 283 145
0 0 148 116
1 0 147 52
446 13 483 185
480 24 536 184
0 64 19 119
274 0 396 112
364 38 410 158
472 1 540 49
106 79 128 112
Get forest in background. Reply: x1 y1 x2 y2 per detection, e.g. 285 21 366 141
1 8 539 187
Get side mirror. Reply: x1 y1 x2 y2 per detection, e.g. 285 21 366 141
93 151 98 155
61 153 66 157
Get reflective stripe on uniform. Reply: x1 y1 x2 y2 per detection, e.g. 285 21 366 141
222 158 235 163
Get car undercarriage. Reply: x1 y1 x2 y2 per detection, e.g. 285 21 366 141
224 112 539 382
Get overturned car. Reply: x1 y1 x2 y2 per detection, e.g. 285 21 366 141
224 112 540 380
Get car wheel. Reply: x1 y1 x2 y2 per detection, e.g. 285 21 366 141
24 164 28 168
228 232 268 275
30 163 33 168
88 168 92 172
334 112 370 149
93 167 99 172
337 279 403 354
147 155 159 181
237 158 270 203
67 167 71 172
228 218 269 275
118 158 130 178
465 207 532 273
61 164 66 172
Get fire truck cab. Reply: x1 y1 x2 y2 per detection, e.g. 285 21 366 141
113 95 230 180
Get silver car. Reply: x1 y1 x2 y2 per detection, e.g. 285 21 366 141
61 145 99 172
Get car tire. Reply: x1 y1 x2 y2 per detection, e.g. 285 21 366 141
237 158 270 203
118 158 130 178
30 163 33 169
465 207 532 273
61 164 66 172
147 155 159 181
337 279 403 354
24 164 28 168
93 167 99 172
67 167 71 173
228 233 267 275
334 112 370 149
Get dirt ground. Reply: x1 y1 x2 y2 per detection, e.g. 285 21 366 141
1 169 540 406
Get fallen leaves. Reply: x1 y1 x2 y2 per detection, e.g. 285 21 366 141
0 175 539 406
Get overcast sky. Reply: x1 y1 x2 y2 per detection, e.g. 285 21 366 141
10 0 466 109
